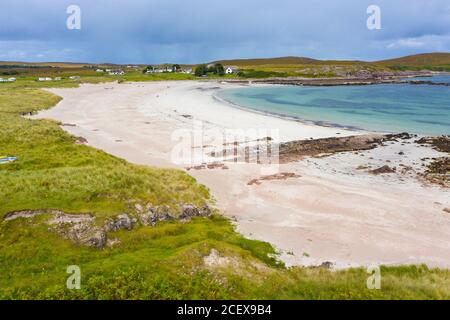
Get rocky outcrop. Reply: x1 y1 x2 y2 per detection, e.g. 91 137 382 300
369 165 397 175
247 172 301 186
56 223 107 249
277 133 414 163
415 136 450 153
104 214 136 232
4 204 213 250
3 210 107 249
137 204 212 226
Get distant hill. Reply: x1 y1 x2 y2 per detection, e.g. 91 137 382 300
2 52 449 70
211 53 450 67
374 52 450 66
211 56 319 66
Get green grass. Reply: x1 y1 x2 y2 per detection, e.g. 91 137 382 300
0 79 449 300
388 64 450 72
0 86 209 219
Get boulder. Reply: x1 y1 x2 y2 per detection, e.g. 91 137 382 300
369 165 396 175
59 223 107 249
105 214 136 232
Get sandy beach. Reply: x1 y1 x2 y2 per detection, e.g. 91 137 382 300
34 80 450 269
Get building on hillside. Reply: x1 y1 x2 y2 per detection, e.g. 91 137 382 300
0 77 16 82
54 77 62 81
96 69 104 72
180 68 193 74
69 76 80 80
225 66 239 74
38 77 52 81
109 70 125 75
146 66 175 73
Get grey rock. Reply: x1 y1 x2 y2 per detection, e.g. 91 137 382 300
180 204 200 219
105 214 136 232
59 223 107 249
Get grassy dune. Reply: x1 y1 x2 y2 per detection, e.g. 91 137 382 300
0 81 449 299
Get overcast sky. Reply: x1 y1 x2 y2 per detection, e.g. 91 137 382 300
0 0 449 64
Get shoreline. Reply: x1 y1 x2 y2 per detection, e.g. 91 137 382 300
213 89 377 134
33 80 450 269
213 78 450 137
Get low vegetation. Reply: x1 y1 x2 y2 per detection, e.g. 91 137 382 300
0 71 449 300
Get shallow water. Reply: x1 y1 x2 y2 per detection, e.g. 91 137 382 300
218 76 450 135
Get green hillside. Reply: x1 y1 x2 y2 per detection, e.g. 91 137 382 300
375 52 450 66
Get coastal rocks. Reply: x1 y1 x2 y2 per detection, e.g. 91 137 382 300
248 172 301 186
186 162 229 171
75 136 88 145
273 133 415 164
180 204 211 220
369 165 397 175
138 204 212 226
415 136 450 153
422 157 450 187
4 204 213 250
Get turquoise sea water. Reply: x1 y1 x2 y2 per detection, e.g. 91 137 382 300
217 77 450 135
405 75 450 84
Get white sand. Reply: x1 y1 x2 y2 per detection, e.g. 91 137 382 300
34 80 450 269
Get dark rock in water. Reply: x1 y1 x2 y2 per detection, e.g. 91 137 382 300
105 214 136 232
369 165 396 175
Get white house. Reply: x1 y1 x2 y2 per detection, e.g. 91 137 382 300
146 66 174 74
38 77 52 81
69 76 80 80
225 66 238 74
109 70 125 75
96 69 104 72
0 77 16 82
